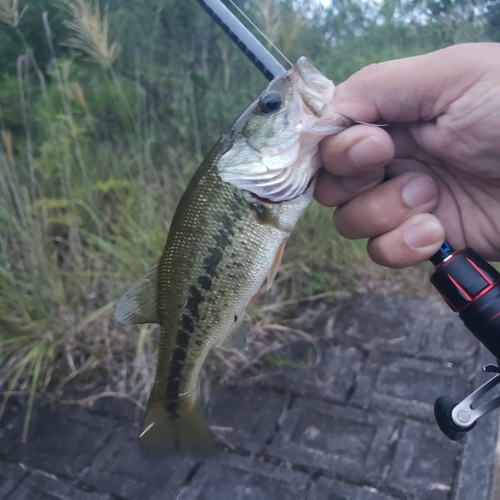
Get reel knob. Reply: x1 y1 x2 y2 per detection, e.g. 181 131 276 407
434 395 475 441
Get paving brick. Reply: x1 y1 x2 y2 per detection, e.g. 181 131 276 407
333 296 429 356
417 301 479 363
260 345 361 403
351 353 470 421
208 386 286 453
178 453 309 500
85 395 140 423
268 398 397 484
0 294 497 500
387 420 461 500
307 476 399 500
4 470 110 500
3 404 116 479
0 463 28 500
80 425 194 500
0 399 28 454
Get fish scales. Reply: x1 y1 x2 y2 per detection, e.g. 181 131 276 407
115 57 351 454
153 139 290 413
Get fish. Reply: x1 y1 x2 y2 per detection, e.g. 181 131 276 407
115 57 351 454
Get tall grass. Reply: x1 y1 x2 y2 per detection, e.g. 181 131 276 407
0 0 180 438
0 0 485 439
0 0 321 437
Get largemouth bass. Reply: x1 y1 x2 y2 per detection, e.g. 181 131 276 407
115 57 350 454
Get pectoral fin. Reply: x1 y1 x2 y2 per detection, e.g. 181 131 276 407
242 190 286 230
266 238 287 291
115 263 159 324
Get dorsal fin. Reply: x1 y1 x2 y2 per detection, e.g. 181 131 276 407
115 263 159 324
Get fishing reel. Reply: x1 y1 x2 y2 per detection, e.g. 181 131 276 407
430 241 500 440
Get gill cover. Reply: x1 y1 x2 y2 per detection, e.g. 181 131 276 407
218 57 351 202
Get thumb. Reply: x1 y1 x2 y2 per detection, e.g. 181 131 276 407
332 43 500 124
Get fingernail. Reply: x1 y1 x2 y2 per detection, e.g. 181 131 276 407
404 219 443 249
349 136 391 168
402 175 437 208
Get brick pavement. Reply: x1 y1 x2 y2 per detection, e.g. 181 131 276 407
0 295 498 499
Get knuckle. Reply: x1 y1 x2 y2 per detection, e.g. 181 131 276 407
353 63 380 79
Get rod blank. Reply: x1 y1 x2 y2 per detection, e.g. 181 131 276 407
196 0 287 81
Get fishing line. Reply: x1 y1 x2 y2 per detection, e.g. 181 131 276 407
226 0 293 68
354 121 388 127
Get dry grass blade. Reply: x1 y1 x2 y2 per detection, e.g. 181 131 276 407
68 391 145 411
1 129 13 158
265 324 322 367
213 309 324 387
62 0 120 67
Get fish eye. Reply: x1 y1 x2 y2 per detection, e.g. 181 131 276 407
260 93 282 114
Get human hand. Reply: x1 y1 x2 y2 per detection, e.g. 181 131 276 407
316 43 500 268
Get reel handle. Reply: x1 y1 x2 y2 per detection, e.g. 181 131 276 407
434 395 474 441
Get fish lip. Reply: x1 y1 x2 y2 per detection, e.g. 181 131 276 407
291 56 334 117
295 56 322 91
291 58 354 132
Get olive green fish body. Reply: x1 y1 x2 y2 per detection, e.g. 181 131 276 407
150 135 311 413
115 58 351 454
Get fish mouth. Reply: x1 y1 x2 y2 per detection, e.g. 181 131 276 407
292 57 353 128
293 57 334 117
293 57 331 114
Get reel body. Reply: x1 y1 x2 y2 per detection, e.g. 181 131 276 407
431 242 500 440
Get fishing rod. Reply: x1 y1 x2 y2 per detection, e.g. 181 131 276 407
196 0 500 441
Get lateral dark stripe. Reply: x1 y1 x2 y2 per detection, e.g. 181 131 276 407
165 320 192 411
220 213 236 235
165 212 236 412
181 314 194 334
197 275 212 291
203 247 223 277
229 200 243 220
186 286 203 321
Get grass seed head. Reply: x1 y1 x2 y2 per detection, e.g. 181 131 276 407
62 0 120 68
0 0 24 28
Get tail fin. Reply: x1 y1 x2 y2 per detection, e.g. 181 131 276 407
139 400 214 456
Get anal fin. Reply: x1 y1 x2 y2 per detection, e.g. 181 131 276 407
218 311 250 349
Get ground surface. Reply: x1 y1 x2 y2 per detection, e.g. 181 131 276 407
0 295 498 500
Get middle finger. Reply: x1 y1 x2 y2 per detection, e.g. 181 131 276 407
333 172 439 239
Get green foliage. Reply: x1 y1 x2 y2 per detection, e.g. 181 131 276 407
0 0 496 432
486 2 500 41
0 0 64 72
